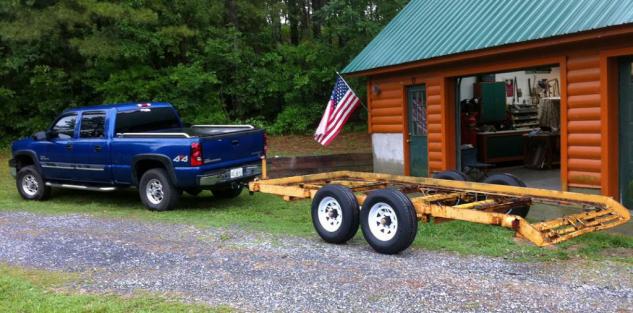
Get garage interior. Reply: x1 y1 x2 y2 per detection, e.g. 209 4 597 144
456 66 561 189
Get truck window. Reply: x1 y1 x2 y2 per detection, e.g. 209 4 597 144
80 112 106 138
115 107 181 134
51 114 77 139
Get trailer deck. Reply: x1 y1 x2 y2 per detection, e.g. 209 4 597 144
249 170 630 254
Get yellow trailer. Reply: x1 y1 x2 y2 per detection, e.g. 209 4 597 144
249 164 630 254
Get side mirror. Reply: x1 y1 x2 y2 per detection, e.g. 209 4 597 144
32 131 47 141
45 130 58 140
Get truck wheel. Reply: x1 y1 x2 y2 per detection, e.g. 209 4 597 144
360 189 418 254
311 185 359 244
16 165 51 201
185 188 203 196
211 185 243 199
482 173 530 218
139 168 180 211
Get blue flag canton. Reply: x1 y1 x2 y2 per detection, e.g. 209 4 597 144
330 77 349 107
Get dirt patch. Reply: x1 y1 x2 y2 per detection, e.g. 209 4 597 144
600 247 633 258
268 132 371 157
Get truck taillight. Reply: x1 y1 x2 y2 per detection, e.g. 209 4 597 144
190 143 203 166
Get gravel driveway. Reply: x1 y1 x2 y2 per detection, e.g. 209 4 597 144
0 211 631 313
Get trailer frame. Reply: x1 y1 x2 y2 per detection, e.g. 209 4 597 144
249 170 630 250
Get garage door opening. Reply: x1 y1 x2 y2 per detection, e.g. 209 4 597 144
455 66 561 189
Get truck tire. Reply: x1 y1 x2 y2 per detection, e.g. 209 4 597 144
139 168 180 211
432 170 469 181
311 185 360 244
185 188 203 196
16 165 51 201
360 189 418 254
482 173 530 218
211 184 243 199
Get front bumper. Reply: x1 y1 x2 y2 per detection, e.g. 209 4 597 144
198 163 262 186
8 159 16 178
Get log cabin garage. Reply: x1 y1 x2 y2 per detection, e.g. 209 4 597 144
341 0 633 210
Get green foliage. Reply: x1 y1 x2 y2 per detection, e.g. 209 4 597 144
0 0 405 138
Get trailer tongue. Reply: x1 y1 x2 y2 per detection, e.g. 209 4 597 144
249 170 630 254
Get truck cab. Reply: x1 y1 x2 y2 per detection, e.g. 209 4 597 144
10 102 266 211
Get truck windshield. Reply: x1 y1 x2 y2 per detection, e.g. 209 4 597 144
115 107 181 133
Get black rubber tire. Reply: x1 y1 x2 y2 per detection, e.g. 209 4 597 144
311 185 360 244
360 189 418 255
482 173 530 218
432 170 469 181
211 184 243 199
16 165 51 201
185 188 203 196
139 168 180 211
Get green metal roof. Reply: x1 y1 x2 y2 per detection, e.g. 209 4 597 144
342 0 633 74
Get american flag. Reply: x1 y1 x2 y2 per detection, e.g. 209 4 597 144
314 75 360 146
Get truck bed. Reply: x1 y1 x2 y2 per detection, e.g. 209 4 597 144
117 125 261 138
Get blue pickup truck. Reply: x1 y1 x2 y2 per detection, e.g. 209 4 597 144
9 102 265 211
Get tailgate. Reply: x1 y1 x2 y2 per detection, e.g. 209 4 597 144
199 128 265 165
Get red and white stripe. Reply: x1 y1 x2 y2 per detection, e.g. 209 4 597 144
314 88 360 146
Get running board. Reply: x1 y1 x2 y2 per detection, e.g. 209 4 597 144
45 182 117 192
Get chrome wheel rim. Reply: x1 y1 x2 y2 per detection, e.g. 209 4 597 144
146 179 164 205
317 196 343 232
21 174 39 196
368 202 398 241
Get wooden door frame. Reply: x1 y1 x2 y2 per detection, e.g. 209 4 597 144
600 47 633 199
442 57 567 186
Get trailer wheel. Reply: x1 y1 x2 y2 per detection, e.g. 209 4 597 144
360 189 418 254
482 174 530 218
311 185 359 244
432 170 469 181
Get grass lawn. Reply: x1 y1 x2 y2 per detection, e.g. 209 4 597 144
0 264 231 313
1 148 632 264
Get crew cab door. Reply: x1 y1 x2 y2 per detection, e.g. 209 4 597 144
73 111 111 183
41 113 77 180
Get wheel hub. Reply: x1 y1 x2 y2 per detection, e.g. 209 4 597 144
146 179 164 205
368 202 398 242
317 196 343 232
21 174 39 196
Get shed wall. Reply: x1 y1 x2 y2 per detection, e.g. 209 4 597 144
365 34 633 196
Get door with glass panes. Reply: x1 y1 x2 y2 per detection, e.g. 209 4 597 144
407 85 428 176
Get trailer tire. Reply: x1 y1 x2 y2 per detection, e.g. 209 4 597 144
482 173 530 218
432 170 469 181
311 185 359 244
360 189 418 255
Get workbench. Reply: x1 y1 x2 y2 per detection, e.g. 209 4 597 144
477 129 531 163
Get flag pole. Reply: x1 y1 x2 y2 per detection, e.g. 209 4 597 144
336 71 368 112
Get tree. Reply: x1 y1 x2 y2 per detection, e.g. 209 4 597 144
0 0 406 141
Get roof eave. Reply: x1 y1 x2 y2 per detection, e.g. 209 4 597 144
343 24 633 78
